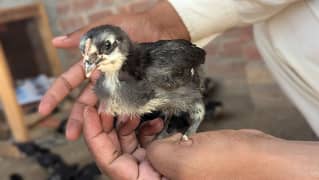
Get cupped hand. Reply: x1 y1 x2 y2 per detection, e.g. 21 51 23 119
38 0 189 141
83 106 165 180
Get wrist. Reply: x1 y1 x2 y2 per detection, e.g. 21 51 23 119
144 0 190 40
253 139 319 179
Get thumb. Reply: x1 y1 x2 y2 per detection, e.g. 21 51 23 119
52 26 90 48
52 16 119 49
146 133 194 179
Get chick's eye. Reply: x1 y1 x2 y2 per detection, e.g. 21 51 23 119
104 41 111 50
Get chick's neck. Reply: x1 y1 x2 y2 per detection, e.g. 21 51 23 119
101 70 120 95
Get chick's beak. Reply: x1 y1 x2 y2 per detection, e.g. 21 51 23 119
83 38 97 78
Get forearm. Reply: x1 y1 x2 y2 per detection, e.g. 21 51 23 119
168 0 302 44
254 140 319 179
285 141 319 178
145 0 190 41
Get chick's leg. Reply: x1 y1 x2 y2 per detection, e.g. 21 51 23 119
184 102 205 139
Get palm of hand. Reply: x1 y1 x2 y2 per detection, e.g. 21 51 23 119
83 107 164 180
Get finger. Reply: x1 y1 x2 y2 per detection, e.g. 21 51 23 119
139 118 164 147
38 61 85 116
52 26 90 48
140 135 156 148
83 106 139 179
83 106 120 165
146 133 188 179
138 160 162 180
118 116 140 136
100 113 121 151
66 83 98 140
118 116 140 154
100 113 114 133
39 61 100 118
132 148 146 162
139 118 164 136
52 18 109 49
83 106 104 139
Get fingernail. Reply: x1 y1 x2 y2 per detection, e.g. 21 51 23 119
149 119 159 126
116 121 125 130
118 115 129 124
37 101 46 114
53 35 68 42
66 120 81 141
38 100 51 115
115 116 126 130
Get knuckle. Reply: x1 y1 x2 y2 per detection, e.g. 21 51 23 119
45 92 59 104
107 149 121 166
59 75 73 91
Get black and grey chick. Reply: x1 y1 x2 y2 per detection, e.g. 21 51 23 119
79 25 206 138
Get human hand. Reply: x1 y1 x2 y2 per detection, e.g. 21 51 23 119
52 0 189 49
38 0 189 141
147 130 319 180
83 106 166 180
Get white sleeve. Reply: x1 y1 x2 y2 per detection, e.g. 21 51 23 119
168 0 301 45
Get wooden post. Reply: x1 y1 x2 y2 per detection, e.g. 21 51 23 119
0 43 29 142
36 2 62 76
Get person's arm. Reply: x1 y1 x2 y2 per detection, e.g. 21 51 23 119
168 0 301 46
147 130 319 180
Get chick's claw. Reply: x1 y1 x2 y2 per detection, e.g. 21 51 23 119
182 134 189 141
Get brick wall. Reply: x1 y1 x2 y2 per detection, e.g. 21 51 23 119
56 0 158 34
1 0 262 69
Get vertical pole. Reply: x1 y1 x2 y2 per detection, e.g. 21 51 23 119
36 2 62 76
0 43 29 142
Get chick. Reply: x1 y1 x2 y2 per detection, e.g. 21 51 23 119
79 25 206 138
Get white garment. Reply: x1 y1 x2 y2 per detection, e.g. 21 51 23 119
168 0 319 136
